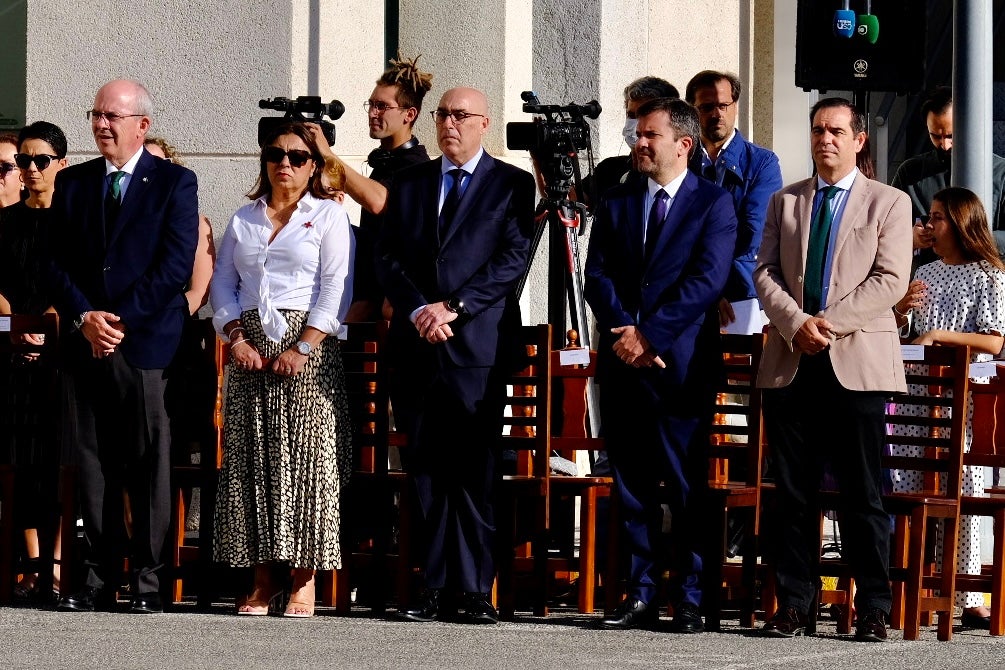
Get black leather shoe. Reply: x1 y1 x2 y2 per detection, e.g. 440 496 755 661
398 589 442 622
854 608 888 642
669 601 704 634
57 586 106 613
960 610 992 630
600 596 657 630
761 606 808 638
129 592 163 614
462 592 499 625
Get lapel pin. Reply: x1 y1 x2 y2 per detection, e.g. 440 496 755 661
142 177 149 183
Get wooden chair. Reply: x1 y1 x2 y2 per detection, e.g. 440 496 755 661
0 314 60 603
813 344 970 641
322 321 406 613
547 333 613 615
167 319 226 607
496 323 552 619
701 332 766 631
956 371 1005 635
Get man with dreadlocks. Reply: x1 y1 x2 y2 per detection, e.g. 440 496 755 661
310 54 434 322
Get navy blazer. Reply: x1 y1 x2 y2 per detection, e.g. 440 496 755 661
376 152 535 382
585 170 737 388
49 149 199 369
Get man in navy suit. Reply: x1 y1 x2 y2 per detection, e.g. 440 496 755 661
585 97 737 632
377 87 534 625
52 79 199 614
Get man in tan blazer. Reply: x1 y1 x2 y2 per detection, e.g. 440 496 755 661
754 97 912 642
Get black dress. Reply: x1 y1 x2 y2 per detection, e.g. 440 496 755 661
0 202 58 528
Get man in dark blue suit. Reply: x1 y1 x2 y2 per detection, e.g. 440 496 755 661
585 97 737 633
52 79 199 614
377 87 534 625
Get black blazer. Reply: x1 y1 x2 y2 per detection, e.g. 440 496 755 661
49 149 199 369
376 152 535 392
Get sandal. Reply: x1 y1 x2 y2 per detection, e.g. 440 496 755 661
237 564 282 616
283 569 316 619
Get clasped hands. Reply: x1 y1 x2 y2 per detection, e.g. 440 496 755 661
611 325 665 369
793 316 835 355
413 302 457 343
80 310 126 358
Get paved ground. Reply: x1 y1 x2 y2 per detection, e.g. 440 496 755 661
1 603 1003 670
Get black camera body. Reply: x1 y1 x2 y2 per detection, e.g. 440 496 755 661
257 96 346 147
505 91 601 201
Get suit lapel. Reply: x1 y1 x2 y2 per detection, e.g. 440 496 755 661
831 176 868 261
440 153 495 247
795 178 816 275
106 150 156 249
626 180 645 263
643 171 696 271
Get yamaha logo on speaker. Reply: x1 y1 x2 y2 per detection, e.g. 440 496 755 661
853 59 869 77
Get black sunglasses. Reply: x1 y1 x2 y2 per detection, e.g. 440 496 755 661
14 153 60 171
262 147 314 168
0 161 16 177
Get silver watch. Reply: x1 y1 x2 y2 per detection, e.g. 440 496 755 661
295 340 312 356
73 311 89 330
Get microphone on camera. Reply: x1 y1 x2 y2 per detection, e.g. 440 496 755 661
856 0 879 44
833 0 856 38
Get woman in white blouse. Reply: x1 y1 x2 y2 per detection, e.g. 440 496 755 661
210 122 353 619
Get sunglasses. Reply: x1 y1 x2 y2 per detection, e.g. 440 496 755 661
262 147 314 168
0 161 16 178
14 153 61 171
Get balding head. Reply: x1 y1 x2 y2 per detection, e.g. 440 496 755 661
434 87 490 166
91 79 153 166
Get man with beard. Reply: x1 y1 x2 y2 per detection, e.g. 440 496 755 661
892 86 1005 258
318 54 433 321
685 70 782 331
585 97 736 633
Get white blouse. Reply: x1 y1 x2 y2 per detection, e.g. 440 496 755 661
210 192 354 342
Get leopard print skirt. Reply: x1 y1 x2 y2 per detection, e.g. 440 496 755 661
213 309 351 570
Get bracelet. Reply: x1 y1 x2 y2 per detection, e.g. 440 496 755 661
893 305 908 317
231 339 252 351
226 326 245 340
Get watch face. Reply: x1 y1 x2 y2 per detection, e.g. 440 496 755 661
296 341 311 355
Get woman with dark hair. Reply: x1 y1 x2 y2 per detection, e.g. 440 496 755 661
210 121 353 619
0 134 23 208
891 186 1005 629
0 121 68 601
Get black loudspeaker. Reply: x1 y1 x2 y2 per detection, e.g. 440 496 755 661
796 0 926 93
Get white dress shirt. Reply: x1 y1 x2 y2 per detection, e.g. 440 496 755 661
211 192 354 342
104 146 145 199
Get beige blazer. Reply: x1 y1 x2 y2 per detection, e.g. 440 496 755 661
754 175 912 393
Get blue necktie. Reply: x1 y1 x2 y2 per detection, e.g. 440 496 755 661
804 185 840 315
644 189 669 262
439 168 467 235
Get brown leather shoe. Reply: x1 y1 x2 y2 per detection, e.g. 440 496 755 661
855 608 888 642
761 606 808 638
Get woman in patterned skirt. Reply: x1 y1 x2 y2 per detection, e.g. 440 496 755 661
892 186 1005 629
210 122 353 618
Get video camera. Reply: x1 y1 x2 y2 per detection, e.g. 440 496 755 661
505 91 601 201
257 96 346 147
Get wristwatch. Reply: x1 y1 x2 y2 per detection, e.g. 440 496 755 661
445 296 466 316
73 311 89 330
295 340 313 356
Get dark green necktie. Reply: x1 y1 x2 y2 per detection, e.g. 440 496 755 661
804 185 839 315
104 170 126 236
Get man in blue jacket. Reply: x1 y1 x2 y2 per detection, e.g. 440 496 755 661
686 70 782 330
585 97 737 633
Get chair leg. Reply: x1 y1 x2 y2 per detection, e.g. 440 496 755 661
992 509 1005 636
171 487 186 604
58 465 77 597
577 488 597 614
903 509 927 641
701 505 726 633
936 514 958 643
889 514 908 630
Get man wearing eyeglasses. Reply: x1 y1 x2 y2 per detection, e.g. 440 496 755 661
686 70 782 333
377 87 534 625
313 55 433 322
49 79 199 615
891 86 1005 259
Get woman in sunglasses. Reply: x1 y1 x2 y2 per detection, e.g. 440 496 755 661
0 121 68 602
0 134 24 208
210 122 353 619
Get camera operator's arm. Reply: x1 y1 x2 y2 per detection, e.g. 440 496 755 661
306 124 388 215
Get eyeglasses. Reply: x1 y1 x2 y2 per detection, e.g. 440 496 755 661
86 110 144 123
14 153 61 171
694 101 736 115
363 100 402 114
262 146 314 168
431 110 485 125
0 161 16 178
